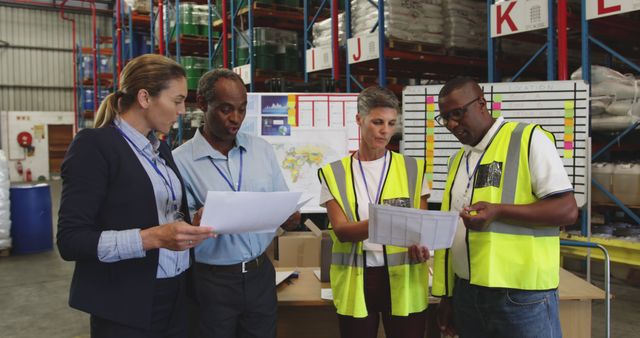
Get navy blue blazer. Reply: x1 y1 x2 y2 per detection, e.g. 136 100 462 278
57 125 191 330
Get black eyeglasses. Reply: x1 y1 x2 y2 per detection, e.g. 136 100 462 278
435 97 482 126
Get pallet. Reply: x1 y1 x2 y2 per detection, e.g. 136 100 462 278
0 248 10 257
254 68 302 78
387 39 445 55
446 47 486 59
354 74 399 85
251 2 303 14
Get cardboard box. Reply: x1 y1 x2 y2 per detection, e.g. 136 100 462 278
276 220 323 267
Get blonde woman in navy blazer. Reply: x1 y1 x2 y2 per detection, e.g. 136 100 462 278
57 54 214 338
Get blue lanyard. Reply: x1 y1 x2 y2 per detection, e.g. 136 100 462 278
465 150 485 193
357 150 387 204
210 149 244 192
114 126 177 211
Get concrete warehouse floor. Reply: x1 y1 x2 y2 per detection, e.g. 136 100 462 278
0 180 638 338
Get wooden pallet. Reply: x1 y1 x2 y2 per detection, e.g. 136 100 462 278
446 47 486 58
354 74 399 85
387 39 445 55
254 68 302 78
251 2 303 14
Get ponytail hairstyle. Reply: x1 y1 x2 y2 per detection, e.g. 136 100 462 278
94 54 186 128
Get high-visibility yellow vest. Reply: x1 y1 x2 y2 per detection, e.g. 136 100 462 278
432 122 560 297
318 152 429 318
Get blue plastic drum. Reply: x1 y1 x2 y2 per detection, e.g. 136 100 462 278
9 184 53 254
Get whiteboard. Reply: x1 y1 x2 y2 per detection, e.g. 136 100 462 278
402 80 589 207
246 93 359 213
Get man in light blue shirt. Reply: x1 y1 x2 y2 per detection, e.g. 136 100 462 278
173 69 299 338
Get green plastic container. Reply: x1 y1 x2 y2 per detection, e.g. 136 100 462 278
198 26 221 39
236 47 249 60
187 77 200 91
179 3 194 23
254 54 276 70
185 68 201 78
281 56 299 73
181 56 208 69
213 51 233 68
179 23 198 36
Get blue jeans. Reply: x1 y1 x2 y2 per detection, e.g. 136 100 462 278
453 278 562 338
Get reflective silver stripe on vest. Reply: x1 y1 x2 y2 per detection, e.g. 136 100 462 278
330 160 356 222
386 251 422 266
486 221 560 237
484 123 559 237
332 250 364 268
501 123 527 204
403 155 418 207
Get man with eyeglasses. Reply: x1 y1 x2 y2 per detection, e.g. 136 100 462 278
431 77 578 338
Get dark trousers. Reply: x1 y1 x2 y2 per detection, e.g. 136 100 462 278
453 277 562 338
90 273 188 338
193 258 277 338
337 266 427 338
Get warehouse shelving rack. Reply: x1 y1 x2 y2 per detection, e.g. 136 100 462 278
567 1 640 271
304 0 542 93
59 0 99 132
486 0 558 82
223 0 318 92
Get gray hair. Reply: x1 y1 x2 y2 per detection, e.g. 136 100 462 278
357 86 400 117
197 68 245 104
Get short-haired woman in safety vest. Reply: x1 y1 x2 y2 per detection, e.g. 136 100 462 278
318 86 432 338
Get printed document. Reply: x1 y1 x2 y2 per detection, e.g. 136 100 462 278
368 204 458 250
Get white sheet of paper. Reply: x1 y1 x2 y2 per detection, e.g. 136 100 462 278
313 269 321 281
296 194 313 211
276 270 296 286
368 204 458 250
321 288 333 301
201 191 302 234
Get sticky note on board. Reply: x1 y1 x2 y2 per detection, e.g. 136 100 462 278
564 134 574 142
564 141 574 150
564 150 573 159
492 102 502 110
426 135 435 144
427 120 435 128
493 94 502 102
287 95 297 126
564 126 574 134
427 141 435 151
564 101 575 110
564 118 574 126
427 103 435 112
427 111 435 119
426 96 435 104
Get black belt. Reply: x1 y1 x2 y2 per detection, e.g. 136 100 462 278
199 253 267 274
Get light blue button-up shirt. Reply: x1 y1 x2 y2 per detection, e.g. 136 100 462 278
172 128 288 265
96 118 189 278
